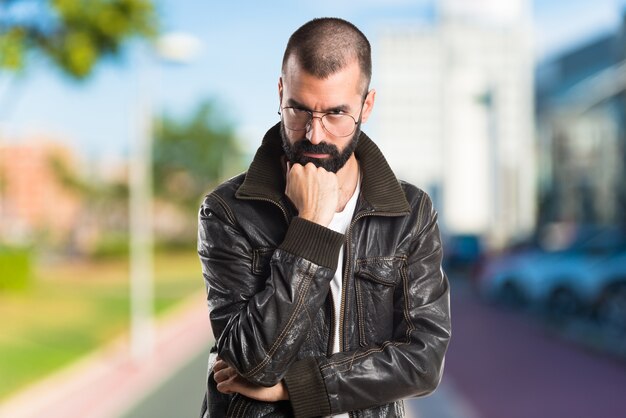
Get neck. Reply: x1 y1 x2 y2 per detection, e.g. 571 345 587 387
335 154 360 212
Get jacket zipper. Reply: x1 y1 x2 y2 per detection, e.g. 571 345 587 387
340 210 408 418
327 293 335 356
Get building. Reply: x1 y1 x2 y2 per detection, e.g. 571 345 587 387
535 11 626 228
376 0 536 249
0 138 83 245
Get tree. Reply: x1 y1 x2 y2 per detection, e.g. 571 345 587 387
43 149 129 255
152 100 245 214
0 0 157 79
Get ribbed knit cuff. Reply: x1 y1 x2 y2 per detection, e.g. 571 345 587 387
279 217 344 271
284 358 331 418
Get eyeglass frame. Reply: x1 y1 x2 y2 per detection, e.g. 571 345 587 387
277 97 368 138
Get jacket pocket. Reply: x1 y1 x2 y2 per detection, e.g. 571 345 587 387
252 247 275 276
354 256 405 347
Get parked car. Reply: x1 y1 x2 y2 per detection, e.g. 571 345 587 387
442 233 483 274
476 225 626 332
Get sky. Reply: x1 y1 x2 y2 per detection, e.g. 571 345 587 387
1 0 625 166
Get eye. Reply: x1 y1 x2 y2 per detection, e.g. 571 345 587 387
324 113 346 122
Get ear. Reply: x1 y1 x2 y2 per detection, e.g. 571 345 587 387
278 77 283 104
360 89 376 124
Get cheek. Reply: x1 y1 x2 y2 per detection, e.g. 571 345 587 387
286 132 303 146
280 123 298 145
336 137 352 151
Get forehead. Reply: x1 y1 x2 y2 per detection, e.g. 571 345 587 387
282 56 364 108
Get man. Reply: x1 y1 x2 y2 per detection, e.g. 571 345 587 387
199 17 451 418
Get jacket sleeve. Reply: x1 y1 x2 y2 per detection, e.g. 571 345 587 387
198 193 345 386
283 195 452 417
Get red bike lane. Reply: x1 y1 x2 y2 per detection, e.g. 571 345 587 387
443 279 626 418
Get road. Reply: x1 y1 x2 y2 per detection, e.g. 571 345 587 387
122 277 626 418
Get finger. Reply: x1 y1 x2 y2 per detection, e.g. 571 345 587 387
213 366 237 383
216 381 234 394
213 369 227 383
216 374 242 395
213 359 229 372
290 162 303 173
213 369 237 383
216 373 231 386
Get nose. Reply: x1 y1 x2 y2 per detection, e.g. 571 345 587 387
305 116 325 145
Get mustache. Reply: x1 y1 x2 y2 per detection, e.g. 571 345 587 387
291 140 339 155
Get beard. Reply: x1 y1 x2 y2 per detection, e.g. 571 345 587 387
280 123 361 173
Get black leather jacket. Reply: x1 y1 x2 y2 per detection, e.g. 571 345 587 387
198 123 451 418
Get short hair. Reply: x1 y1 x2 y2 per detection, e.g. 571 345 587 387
281 17 372 94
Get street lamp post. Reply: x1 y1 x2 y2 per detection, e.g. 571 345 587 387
129 32 202 362
129 55 154 361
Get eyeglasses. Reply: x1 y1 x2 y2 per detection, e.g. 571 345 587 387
278 103 364 137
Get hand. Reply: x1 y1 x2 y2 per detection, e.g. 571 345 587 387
213 358 289 402
285 162 339 227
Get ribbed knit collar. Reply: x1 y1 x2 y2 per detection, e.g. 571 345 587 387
235 122 411 214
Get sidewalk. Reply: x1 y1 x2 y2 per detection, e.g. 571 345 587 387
0 293 212 418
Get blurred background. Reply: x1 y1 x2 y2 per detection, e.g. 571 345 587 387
1 0 626 417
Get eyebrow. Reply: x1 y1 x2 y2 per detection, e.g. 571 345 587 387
285 98 351 113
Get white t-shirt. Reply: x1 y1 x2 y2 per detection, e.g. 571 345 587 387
325 175 361 418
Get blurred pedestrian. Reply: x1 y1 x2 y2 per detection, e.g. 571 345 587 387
198 17 451 418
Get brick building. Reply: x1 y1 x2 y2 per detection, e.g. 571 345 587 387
0 139 83 245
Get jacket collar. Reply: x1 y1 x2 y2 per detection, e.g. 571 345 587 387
236 122 410 214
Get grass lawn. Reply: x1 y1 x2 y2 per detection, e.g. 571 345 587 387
0 249 204 401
